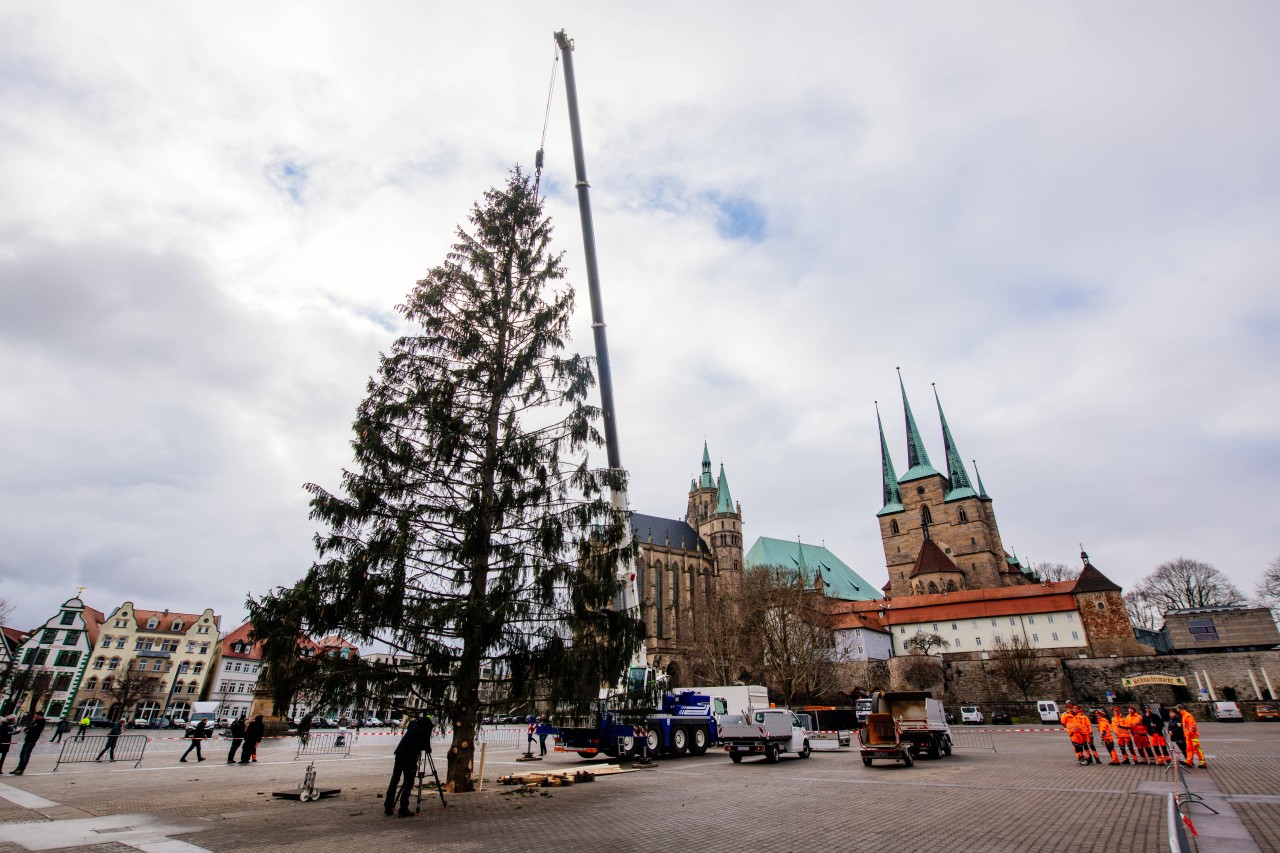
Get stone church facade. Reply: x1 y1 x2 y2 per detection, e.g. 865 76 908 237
631 442 744 680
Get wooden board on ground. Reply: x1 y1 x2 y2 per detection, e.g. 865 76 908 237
496 764 638 787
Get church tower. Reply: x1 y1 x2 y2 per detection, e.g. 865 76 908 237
688 442 744 589
877 374 1027 598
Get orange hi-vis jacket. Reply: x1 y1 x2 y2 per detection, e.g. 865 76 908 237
1113 712 1132 741
1125 712 1148 737
1181 711 1200 740
1096 716 1114 742
1064 710 1091 744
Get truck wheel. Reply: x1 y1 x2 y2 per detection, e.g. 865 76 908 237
670 727 689 756
941 736 952 757
799 740 811 759
618 735 636 757
689 726 709 755
576 751 597 759
902 749 914 767
927 736 941 760
730 750 743 764
862 756 873 767
765 743 780 763
645 729 661 755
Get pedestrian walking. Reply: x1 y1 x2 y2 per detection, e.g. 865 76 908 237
239 715 264 764
0 715 14 774
50 717 69 743
1176 705 1208 769
1094 711 1121 765
297 712 313 747
76 715 91 741
1143 705 1171 766
384 712 432 817
95 720 122 762
538 718 548 757
227 717 245 764
180 720 208 762
9 711 46 775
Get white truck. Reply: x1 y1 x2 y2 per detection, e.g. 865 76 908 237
185 701 219 738
719 707 812 763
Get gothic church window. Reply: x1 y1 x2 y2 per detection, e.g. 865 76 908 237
946 580 957 592
921 505 932 525
890 520 900 535
927 582 938 594
958 509 968 523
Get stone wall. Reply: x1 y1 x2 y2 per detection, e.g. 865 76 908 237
938 649 1280 713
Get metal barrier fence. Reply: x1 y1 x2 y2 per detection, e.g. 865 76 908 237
1167 794 1192 853
295 731 355 759
947 728 997 752
55 734 148 770
475 727 523 749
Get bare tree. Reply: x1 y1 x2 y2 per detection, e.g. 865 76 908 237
904 631 950 656
1257 556 1280 609
18 670 53 715
1124 590 1161 631
685 592 747 686
99 668 161 722
0 596 13 626
739 566 838 706
1132 558 1246 614
987 634 1045 701
1033 562 1081 583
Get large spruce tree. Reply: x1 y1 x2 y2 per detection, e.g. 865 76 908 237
249 168 643 792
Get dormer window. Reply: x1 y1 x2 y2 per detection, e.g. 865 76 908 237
146 618 158 629
172 621 183 631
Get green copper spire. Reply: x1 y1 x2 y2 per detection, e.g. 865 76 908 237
934 384 977 501
897 369 939 482
715 463 735 514
699 441 715 489
876 401 904 516
972 460 991 500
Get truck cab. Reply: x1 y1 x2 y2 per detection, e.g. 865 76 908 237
720 708 811 763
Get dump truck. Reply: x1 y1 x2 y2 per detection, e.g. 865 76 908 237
719 707 812 763
858 690 951 767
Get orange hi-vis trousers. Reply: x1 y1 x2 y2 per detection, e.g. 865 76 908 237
1184 736 1207 767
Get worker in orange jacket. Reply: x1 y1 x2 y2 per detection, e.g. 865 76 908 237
1061 704 1100 765
1175 705 1208 769
1094 711 1121 765
1111 707 1135 765
1125 705 1155 765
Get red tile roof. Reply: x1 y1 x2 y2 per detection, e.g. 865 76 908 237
131 608 219 634
221 621 263 660
908 539 962 579
81 606 105 648
838 580 1080 626
832 612 890 633
1 625 30 653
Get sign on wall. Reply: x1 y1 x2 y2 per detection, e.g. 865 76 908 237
1121 674 1187 688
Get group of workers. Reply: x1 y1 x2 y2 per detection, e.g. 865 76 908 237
1059 702 1207 768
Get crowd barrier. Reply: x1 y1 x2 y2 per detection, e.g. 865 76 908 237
947 728 997 752
295 731 355 759
54 734 148 770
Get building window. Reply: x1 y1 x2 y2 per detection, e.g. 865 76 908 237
951 623 957 631
53 673 72 691
152 660 163 672
193 662 204 674
146 618 158 629
93 657 106 669
1047 615 1054 623
186 641 196 653
890 520 900 535
187 683 197 694
172 621 183 631
41 629 57 644
85 677 98 691
1032 634 1040 642
1066 613 1074 622
60 611 76 626
954 639 962 648
958 508 968 523
1051 632 1059 641
900 627 906 634
1009 618 1016 625
921 505 933 525
178 662 190 674
1072 631 1080 640
991 620 997 627
1097 602 1105 611
101 635 112 648
975 637 982 647
54 650 80 668
136 659 149 671
1027 617 1035 624
161 640 178 652
115 638 126 648
1187 619 1220 643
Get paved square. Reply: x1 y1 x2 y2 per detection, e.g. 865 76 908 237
1 723 1275 852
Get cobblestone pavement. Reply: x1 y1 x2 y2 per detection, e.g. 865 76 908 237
0 723 1274 852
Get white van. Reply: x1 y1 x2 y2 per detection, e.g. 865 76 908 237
686 685 769 721
1037 700 1061 724
1210 701 1243 722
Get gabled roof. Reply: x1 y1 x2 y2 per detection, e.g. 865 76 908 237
832 612 890 633
908 538 963 579
81 606 105 648
745 537 882 601
1 625 30 654
1072 561 1122 594
131 607 220 634
632 512 709 554
221 621 263 660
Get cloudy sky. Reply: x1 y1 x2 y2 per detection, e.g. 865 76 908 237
2 2 1277 632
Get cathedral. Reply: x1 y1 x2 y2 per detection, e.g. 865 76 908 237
876 374 1038 599
631 443 744 679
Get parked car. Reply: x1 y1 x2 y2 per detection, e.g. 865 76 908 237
365 717 384 727
1256 704 1279 721
960 706 984 725
129 717 152 728
991 711 1012 725
89 716 113 728
1210 701 1244 722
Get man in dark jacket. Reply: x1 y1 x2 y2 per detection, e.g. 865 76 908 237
180 720 208 762
384 712 433 817
0 715 15 774
50 718 70 742
239 715 265 764
10 711 46 775
96 720 123 762
227 717 246 764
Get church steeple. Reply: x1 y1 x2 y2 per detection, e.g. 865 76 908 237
898 369 939 482
876 402 904 516
715 463 735 514
972 459 991 500
933 384 976 501
699 441 715 489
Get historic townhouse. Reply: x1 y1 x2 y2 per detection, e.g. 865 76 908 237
212 621 263 722
3 596 103 719
74 602 221 722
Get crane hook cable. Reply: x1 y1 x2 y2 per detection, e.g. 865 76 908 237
533 41 560 198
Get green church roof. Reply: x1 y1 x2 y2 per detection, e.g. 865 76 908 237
699 441 715 489
898 370 940 483
745 537 883 601
715 463 735 514
934 385 977 502
876 403 904 516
